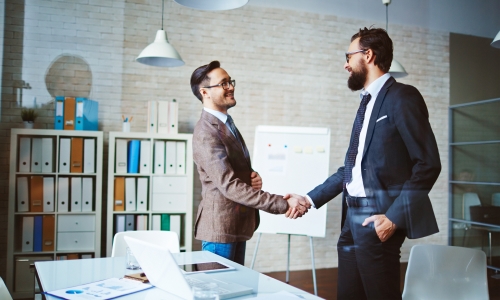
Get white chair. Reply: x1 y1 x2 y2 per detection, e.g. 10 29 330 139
463 192 481 221
402 244 489 300
492 193 500 206
0 276 13 300
111 231 180 257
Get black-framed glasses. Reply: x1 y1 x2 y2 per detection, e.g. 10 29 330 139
202 79 236 90
345 49 366 63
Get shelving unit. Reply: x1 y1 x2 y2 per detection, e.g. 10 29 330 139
106 132 193 256
6 129 103 299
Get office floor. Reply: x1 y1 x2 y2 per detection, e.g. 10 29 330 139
264 263 500 299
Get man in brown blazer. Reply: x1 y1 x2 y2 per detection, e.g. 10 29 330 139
190 61 310 264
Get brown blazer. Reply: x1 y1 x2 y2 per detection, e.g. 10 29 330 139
193 110 288 243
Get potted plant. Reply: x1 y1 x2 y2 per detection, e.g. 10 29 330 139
21 107 38 128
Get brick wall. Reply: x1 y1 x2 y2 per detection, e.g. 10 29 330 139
0 0 449 278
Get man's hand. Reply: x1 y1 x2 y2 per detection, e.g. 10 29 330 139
250 172 262 190
362 214 397 242
283 193 311 219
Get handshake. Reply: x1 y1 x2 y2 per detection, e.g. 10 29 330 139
283 193 312 219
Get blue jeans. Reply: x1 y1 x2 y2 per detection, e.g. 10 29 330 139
201 241 246 265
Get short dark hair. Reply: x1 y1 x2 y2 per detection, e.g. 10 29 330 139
351 27 393 73
190 61 221 101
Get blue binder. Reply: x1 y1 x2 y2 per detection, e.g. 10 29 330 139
127 140 140 173
54 96 64 130
75 97 99 131
33 216 43 252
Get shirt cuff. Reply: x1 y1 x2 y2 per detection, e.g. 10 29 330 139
305 195 316 209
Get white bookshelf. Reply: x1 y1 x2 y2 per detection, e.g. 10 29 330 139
6 128 103 299
106 132 193 256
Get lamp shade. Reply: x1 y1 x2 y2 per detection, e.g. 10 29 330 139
174 0 248 10
389 59 408 78
491 30 500 48
136 30 184 67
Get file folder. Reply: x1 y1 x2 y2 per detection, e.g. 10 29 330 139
33 216 43 252
161 214 170 231
22 216 34 252
115 139 128 173
57 177 69 212
170 215 181 241
176 141 186 175
152 215 161 230
115 215 126 234
43 177 54 212
41 138 53 172
147 100 157 133
83 138 95 173
157 101 169 134
136 215 147 230
139 140 151 174
70 177 82 212
154 140 165 174
42 215 55 251
127 140 140 173
165 141 176 175
30 176 44 212
17 176 29 212
75 97 84 130
125 214 135 231
63 97 76 130
136 178 148 211
125 177 137 212
114 177 125 211
169 99 178 134
54 96 64 130
59 138 71 173
19 137 31 172
31 138 42 173
70 138 83 173
75 97 99 131
82 178 93 212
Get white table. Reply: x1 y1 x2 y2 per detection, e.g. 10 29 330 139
35 251 322 299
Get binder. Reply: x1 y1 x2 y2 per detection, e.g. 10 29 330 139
125 214 135 231
19 137 31 172
22 216 34 252
125 177 137 212
147 100 157 133
70 138 83 173
31 138 42 173
82 178 93 212
157 101 169 134
63 97 76 130
165 141 176 175
17 176 29 212
136 178 148 211
59 138 71 173
30 176 44 212
41 138 53 172
114 177 125 211
57 177 69 212
136 215 147 230
115 215 126 233
54 96 64 130
170 215 182 241
154 141 165 174
152 215 161 230
127 140 140 173
115 139 128 173
176 141 186 175
83 138 95 173
75 97 84 130
169 99 178 134
161 214 170 231
139 140 151 174
42 215 55 251
43 177 54 212
33 216 43 252
70 177 82 212
75 98 99 131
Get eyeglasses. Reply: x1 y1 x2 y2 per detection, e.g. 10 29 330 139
345 49 366 63
202 79 236 90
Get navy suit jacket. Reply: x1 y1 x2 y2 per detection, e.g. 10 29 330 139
307 77 441 239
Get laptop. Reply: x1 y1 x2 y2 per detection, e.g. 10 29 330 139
470 205 500 226
123 236 254 299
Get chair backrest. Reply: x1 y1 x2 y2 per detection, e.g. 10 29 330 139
402 244 488 300
0 276 13 300
492 193 500 206
463 192 481 220
111 231 180 257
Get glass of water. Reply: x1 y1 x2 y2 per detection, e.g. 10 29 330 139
192 282 219 300
126 247 140 270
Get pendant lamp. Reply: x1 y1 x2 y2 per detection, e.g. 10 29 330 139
136 0 184 67
491 30 500 48
174 0 248 11
383 0 408 78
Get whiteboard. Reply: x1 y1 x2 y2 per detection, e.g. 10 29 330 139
252 126 330 238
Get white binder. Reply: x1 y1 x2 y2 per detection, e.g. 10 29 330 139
41 138 53 172
43 177 54 212
59 138 71 173
152 215 161 230
136 178 148 211
22 216 34 252
57 177 69 212
157 101 169 134
136 215 147 230
83 139 95 174
125 177 137 212
82 178 93 212
165 141 176 175
115 139 128 174
19 137 31 172
70 177 82 212
31 138 43 173
168 100 178 134
139 140 151 174
154 141 165 174
115 215 126 233
147 100 158 133
176 141 186 175
17 177 29 212
170 215 181 241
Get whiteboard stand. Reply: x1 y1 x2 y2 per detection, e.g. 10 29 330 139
250 233 318 296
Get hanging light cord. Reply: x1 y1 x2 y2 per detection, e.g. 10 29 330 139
161 0 164 30
385 3 389 32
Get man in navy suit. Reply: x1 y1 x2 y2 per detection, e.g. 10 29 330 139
286 27 441 299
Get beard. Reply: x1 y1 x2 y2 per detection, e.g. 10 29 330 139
347 61 368 91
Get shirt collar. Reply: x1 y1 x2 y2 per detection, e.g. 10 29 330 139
360 73 391 100
203 107 229 124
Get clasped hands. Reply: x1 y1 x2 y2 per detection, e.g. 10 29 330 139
283 194 311 219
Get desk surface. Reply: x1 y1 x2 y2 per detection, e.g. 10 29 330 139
35 251 322 299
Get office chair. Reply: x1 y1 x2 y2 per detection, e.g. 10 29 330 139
111 230 180 257
0 276 13 300
492 193 500 206
402 244 489 300
463 192 481 221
